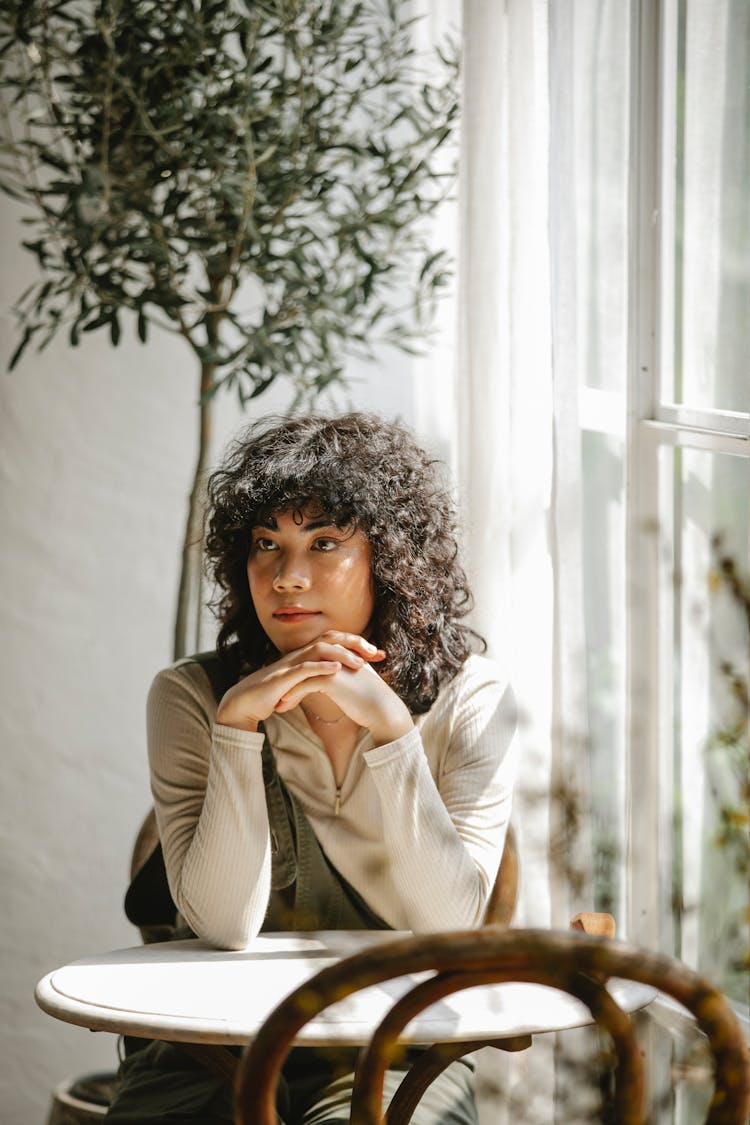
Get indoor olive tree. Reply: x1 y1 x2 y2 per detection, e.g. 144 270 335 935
0 0 457 655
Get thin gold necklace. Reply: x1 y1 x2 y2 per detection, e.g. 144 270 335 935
303 705 345 725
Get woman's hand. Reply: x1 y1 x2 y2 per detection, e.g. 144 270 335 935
214 631 385 733
274 652 413 747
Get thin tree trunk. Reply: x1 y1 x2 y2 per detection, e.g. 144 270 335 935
173 360 216 660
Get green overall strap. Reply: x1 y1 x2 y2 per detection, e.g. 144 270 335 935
189 649 390 933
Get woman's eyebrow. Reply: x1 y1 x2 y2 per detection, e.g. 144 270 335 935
252 516 338 533
303 518 338 532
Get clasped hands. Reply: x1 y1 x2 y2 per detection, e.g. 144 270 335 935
215 631 413 747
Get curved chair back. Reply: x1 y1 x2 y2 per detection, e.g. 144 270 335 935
234 928 750 1125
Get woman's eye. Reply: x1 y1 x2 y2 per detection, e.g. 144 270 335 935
314 537 338 552
253 537 277 552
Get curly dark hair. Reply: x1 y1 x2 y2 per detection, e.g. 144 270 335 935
205 412 484 713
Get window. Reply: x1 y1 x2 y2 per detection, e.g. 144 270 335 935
441 0 747 1115
581 0 749 1007
435 0 747 1016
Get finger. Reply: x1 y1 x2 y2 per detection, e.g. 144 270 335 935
299 640 368 671
269 660 341 695
314 632 386 661
275 674 346 713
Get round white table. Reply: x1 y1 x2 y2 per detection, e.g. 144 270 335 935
36 930 656 1048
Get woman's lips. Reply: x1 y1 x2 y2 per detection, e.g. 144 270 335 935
272 608 321 623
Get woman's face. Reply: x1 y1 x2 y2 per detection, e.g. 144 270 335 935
246 508 376 655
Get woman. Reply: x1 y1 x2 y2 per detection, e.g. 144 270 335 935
108 412 517 1125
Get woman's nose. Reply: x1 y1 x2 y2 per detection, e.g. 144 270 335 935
272 557 311 592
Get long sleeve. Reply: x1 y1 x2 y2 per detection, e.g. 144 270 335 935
146 662 271 949
146 653 517 947
362 661 517 932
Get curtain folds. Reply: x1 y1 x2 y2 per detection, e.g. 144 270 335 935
455 0 591 933
416 0 748 1117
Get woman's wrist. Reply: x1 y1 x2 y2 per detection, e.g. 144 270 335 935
215 688 262 733
216 715 260 734
367 699 413 747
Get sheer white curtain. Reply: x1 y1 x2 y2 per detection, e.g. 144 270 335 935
417 0 748 1117
441 12 628 1113
414 3 632 1120
452 0 591 932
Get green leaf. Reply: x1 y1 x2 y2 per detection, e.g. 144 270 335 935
249 373 276 398
419 250 445 282
8 324 35 371
81 312 112 333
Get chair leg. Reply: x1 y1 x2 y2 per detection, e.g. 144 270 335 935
384 1038 531 1125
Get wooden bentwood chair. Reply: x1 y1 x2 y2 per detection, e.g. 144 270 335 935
233 830 750 1125
127 817 750 1124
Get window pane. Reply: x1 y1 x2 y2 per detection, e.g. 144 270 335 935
665 0 750 413
661 445 749 1004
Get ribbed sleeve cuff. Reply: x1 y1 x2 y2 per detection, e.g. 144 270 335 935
211 723 266 755
363 725 422 767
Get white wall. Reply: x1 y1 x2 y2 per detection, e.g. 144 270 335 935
0 193 417 1124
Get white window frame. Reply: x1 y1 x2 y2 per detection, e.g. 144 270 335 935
624 0 750 958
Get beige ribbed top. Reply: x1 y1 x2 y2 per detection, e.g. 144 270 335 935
147 653 517 950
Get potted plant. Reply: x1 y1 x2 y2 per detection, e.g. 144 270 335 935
0 0 458 656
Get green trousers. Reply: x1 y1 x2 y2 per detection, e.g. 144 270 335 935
106 1039 477 1125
